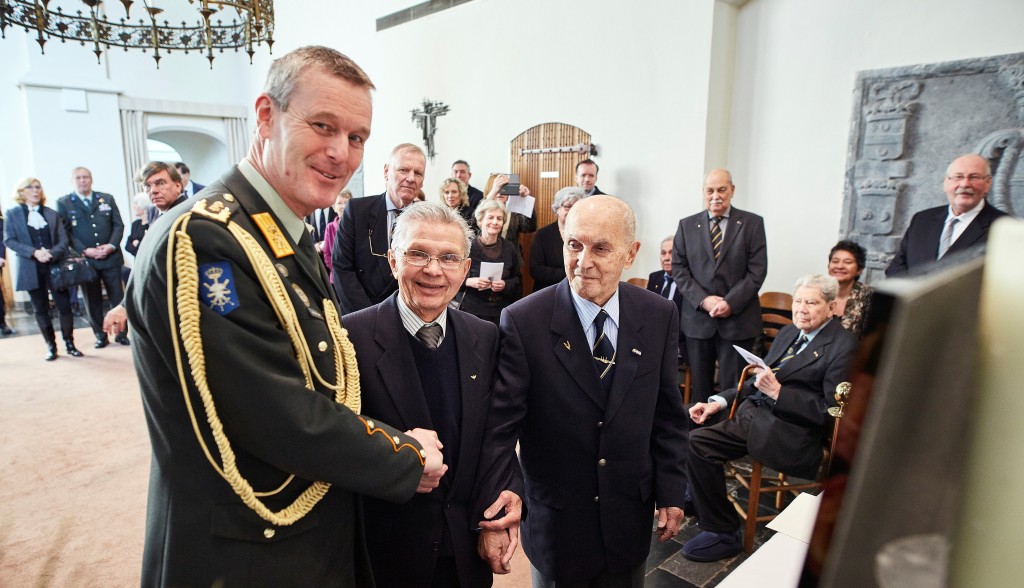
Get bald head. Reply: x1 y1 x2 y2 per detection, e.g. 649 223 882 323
563 196 640 306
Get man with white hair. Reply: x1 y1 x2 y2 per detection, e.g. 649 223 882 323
683 274 857 562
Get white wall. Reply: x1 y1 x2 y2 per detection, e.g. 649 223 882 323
730 0 1024 292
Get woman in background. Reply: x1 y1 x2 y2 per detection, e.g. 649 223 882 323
439 177 473 225
3 178 83 360
827 239 873 337
460 199 522 325
321 190 352 280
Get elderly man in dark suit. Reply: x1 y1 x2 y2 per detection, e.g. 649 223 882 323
672 168 768 405
125 46 446 587
346 201 522 587
529 186 586 293
648 235 686 359
476 195 688 587
332 143 426 314
683 274 857 562
56 166 126 348
886 153 1009 277
175 162 205 198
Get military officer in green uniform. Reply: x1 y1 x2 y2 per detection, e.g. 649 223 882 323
56 167 128 347
125 46 447 587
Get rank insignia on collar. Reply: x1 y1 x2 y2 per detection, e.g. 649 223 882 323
199 262 240 315
251 212 294 258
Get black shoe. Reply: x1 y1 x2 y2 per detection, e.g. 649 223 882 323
66 342 85 357
0 325 15 336
682 530 743 562
115 333 130 345
95 335 110 349
45 344 58 361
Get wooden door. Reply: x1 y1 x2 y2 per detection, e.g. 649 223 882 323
510 123 595 292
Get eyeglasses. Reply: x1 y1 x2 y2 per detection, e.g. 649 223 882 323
397 248 465 269
946 174 990 183
145 179 171 191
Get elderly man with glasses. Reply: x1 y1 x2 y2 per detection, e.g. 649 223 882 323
886 153 1009 276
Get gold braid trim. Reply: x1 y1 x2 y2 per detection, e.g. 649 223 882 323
166 212 362 526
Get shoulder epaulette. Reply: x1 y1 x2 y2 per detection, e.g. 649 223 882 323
190 193 239 224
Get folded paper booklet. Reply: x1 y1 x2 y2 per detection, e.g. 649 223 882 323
733 345 769 371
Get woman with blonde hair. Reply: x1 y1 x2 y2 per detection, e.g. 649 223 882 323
438 177 473 224
3 177 82 360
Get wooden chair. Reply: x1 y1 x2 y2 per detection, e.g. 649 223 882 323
758 291 793 353
626 277 648 289
725 365 851 552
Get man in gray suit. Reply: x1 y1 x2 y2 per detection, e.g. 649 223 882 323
56 167 126 347
672 169 767 406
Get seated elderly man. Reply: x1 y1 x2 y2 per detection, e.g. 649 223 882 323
682 274 858 562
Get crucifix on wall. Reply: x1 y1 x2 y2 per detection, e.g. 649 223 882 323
410 99 450 162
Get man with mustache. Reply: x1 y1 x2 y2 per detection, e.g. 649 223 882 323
886 153 1008 277
672 169 768 407
333 143 426 314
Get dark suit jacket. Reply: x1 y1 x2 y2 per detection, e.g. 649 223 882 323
187 181 206 198
671 207 767 340
468 185 485 211
345 296 500 588
647 269 683 312
724 319 857 479
529 222 565 293
332 194 397 314
126 167 424 587
476 281 688 582
305 207 338 244
56 191 124 270
3 204 70 291
885 201 1008 277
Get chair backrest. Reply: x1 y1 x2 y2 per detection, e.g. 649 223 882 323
626 277 648 289
758 291 793 352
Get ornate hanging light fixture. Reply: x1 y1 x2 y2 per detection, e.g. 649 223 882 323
0 0 274 68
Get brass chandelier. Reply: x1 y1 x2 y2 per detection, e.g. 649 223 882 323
0 0 274 67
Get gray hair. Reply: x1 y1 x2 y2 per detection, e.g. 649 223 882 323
391 201 473 258
389 143 426 165
661 235 674 246
793 274 839 303
133 192 151 208
264 46 374 112
551 186 586 213
474 199 508 225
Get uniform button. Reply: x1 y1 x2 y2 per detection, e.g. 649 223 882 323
432 541 440 551
597 421 603 428
225 194 235 202
263 528 275 539
366 419 375 429
593 496 600 503
317 341 328 352
598 459 607 467
445 503 451 510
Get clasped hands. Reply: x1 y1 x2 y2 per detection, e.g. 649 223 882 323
84 244 115 260
466 277 506 292
700 295 732 318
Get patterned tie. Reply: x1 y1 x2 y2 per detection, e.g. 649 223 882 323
592 310 616 392
772 334 808 371
416 323 442 350
661 273 672 299
937 217 959 259
710 216 724 260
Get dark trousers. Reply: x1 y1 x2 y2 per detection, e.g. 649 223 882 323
82 265 123 337
27 266 74 346
685 335 754 405
687 402 759 532
531 563 644 588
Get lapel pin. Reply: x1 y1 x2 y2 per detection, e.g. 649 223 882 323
632 348 641 356
470 374 477 380
813 351 820 358
563 341 571 351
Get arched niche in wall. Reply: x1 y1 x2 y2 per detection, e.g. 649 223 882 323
148 120 229 188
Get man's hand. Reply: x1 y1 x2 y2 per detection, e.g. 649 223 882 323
753 367 782 400
406 428 447 493
104 304 128 337
700 295 723 313
478 490 522 531
709 298 732 318
477 529 516 574
689 401 722 425
654 506 684 542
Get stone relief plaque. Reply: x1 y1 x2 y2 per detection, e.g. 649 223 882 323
841 53 1024 283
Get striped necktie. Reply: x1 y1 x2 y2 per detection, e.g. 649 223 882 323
662 273 672 298
772 334 808 371
937 217 959 259
416 323 442 349
592 310 616 392
710 216 724 260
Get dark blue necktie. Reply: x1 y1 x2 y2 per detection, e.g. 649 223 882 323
592 310 616 393
662 273 672 298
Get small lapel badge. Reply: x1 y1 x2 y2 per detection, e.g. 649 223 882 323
563 340 571 351
470 374 477 380
813 351 820 358
631 348 641 356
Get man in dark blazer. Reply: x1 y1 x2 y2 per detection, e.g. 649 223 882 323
476 195 688 586
648 235 686 358
139 161 188 228
672 168 767 405
530 186 586 293
886 153 1009 277
683 274 857 561
452 159 486 211
304 205 337 257
332 143 426 314
346 202 522 587
175 162 205 198
125 46 445 587
575 159 605 196
56 166 125 348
